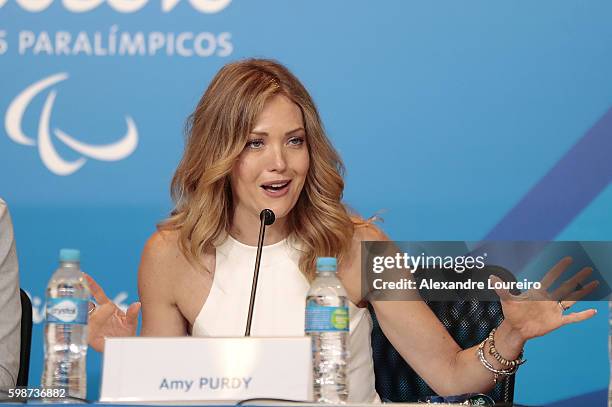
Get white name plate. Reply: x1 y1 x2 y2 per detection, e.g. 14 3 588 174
100 336 312 402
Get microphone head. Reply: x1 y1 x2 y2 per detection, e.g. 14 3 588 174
260 209 275 226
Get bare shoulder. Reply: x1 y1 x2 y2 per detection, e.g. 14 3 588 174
138 229 217 332
139 231 180 292
341 217 389 263
337 217 390 306
139 230 198 290
139 229 215 285
351 216 389 246
141 230 184 273
147 229 176 246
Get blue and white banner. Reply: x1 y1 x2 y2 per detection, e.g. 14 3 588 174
1 1 611 404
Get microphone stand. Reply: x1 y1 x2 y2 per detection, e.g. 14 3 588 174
245 209 275 336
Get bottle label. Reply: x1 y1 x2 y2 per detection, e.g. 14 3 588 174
305 302 349 332
45 298 89 324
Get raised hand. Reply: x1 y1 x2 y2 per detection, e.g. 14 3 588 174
489 257 599 342
84 273 141 352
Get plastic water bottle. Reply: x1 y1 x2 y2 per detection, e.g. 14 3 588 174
41 249 90 400
305 257 349 403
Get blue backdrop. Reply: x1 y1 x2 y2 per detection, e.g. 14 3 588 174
1 1 611 405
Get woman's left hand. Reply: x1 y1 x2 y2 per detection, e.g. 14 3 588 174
490 256 599 342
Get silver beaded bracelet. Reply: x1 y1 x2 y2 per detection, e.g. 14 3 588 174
476 328 526 384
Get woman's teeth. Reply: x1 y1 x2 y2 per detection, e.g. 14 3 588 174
262 182 289 191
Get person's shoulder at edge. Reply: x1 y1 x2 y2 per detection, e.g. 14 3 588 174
0 198 20 390
0 198 8 221
0 198 14 249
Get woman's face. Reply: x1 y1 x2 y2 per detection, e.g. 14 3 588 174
231 94 310 224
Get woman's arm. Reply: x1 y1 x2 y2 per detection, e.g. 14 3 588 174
341 224 495 395
344 222 596 396
371 300 523 396
87 230 188 351
138 231 189 337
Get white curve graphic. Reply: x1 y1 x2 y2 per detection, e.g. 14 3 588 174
162 0 231 13
190 0 231 13
38 91 86 176
5 72 68 146
62 0 104 13
54 116 138 161
15 0 53 12
0 0 7 9
107 0 148 12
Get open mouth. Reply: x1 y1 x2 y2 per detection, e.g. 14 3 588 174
261 180 291 193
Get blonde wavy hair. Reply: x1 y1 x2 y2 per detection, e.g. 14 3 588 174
160 58 362 280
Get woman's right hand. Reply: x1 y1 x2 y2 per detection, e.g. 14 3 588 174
84 273 141 352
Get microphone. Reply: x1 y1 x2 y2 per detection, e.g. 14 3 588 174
244 209 276 336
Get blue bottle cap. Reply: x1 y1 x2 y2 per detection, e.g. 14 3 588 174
316 257 337 272
59 248 80 262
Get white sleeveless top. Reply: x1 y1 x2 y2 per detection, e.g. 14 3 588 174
192 235 380 403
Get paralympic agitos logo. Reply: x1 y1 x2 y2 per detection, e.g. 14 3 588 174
4 73 138 176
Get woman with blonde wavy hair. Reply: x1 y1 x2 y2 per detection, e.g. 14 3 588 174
86 58 597 403
161 58 355 279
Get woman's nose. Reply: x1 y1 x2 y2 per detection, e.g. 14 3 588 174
267 145 287 172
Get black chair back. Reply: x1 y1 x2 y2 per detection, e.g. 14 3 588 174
370 266 516 403
17 289 32 387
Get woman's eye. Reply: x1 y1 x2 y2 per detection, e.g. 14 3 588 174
246 139 264 149
288 137 305 146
